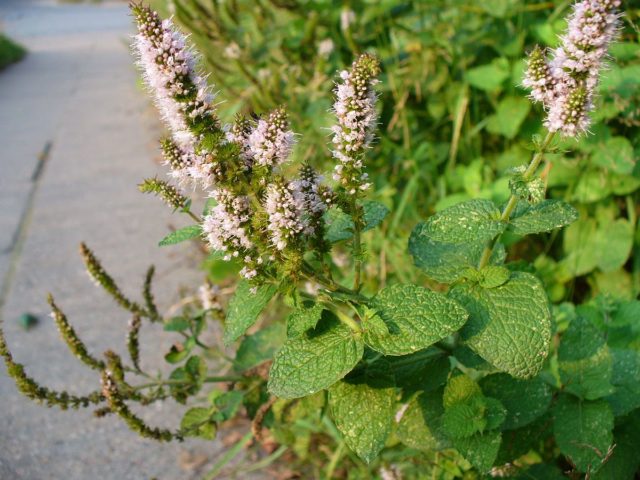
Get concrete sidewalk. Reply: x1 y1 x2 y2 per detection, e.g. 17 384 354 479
0 2 242 479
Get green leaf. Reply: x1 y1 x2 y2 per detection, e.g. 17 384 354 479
163 316 190 332
553 394 614 472
509 200 579 236
449 272 552 379
164 337 195 364
591 137 636 174
409 222 506 284
465 58 510 92
224 281 276 345
479 373 552 430
328 359 396 463
286 303 324 338
605 349 640 416
421 200 504 244
453 430 502 473
595 219 633 272
158 225 202 246
389 350 450 397
362 201 390 232
324 201 390 243
363 284 468 356
210 390 244 422
442 398 487 439
396 389 449 451
479 266 510 289
268 314 364 399
234 323 286 372
443 374 482 409
559 316 614 400
496 414 553 465
484 397 507 430
180 407 216 440
592 412 640 480
486 96 531 139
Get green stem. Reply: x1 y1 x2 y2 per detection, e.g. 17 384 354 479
132 375 241 391
477 130 557 269
352 199 364 291
301 261 367 301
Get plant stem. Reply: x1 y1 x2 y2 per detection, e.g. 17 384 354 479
131 375 241 391
352 199 364 291
477 130 557 269
301 260 367 301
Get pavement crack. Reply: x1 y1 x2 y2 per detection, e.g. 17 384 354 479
0 140 53 313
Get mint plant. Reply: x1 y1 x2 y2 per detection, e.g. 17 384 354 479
2 1 639 478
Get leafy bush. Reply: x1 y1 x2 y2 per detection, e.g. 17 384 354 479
1 1 639 479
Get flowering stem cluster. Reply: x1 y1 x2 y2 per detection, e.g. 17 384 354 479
131 3 381 288
523 0 621 137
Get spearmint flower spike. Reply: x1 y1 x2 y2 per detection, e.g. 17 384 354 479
247 107 295 171
264 179 309 253
524 0 621 137
331 53 381 195
131 3 224 188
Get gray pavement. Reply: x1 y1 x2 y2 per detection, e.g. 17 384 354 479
0 2 248 479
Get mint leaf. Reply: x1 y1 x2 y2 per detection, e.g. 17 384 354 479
324 201 390 243
224 281 277 345
479 373 552 430
328 359 395 463
409 223 506 284
364 284 468 356
443 374 482 408
422 200 504 244
509 200 578 236
486 96 531 139
286 303 324 338
442 398 487 439
454 430 502 473
559 316 614 400
606 349 640 416
449 272 552 379
268 314 364 399
479 265 510 289
465 58 510 92
389 350 449 397
553 395 614 472
592 414 640 480
234 323 285 372
159 225 202 246
396 389 449 451
592 136 636 174
180 407 216 439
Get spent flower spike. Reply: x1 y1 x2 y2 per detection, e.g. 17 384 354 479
523 0 621 136
331 53 380 194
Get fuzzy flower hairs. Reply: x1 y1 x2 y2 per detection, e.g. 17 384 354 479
332 53 381 195
523 0 621 137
